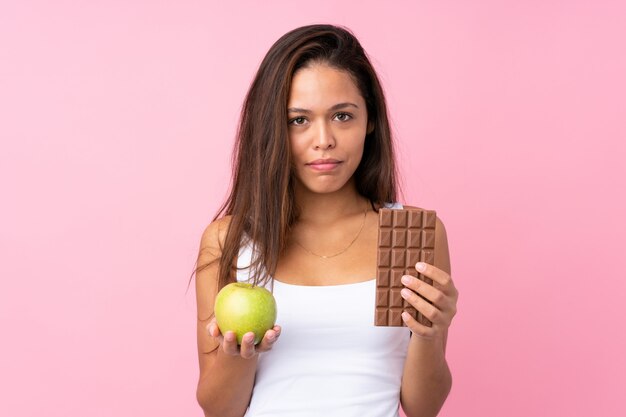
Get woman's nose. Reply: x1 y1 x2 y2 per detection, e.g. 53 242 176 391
313 124 336 150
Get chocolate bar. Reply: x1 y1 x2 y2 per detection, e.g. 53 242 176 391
375 208 437 327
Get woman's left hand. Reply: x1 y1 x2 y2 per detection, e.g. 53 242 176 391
400 262 458 340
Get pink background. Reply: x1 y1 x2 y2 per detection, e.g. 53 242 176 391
1 1 625 416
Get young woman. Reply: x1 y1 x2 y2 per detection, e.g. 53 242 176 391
194 24 458 417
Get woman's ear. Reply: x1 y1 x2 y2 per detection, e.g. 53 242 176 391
367 120 375 134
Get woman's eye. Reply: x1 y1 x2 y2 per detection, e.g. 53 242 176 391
334 112 352 122
289 117 306 126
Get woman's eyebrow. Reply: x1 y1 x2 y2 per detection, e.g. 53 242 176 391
287 102 359 113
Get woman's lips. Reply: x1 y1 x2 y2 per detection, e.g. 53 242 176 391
307 160 342 171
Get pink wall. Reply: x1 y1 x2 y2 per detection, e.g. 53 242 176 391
1 1 624 416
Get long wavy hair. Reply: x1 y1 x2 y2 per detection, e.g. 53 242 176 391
193 24 399 291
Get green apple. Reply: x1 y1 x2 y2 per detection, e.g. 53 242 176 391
214 282 277 345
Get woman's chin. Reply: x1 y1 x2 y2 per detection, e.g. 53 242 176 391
299 179 355 195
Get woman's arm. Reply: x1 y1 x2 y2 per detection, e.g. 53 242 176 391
195 217 280 417
196 349 258 417
399 216 457 417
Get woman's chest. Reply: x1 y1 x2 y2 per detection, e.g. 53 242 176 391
274 220 379 286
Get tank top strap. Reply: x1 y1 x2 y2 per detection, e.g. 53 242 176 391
384 201 404 210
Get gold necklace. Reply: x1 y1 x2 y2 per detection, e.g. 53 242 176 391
294 205 368 259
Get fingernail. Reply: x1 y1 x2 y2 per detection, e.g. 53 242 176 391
401 288 411 298
244 334 254 344
401 312 410 321
267 334 275 342
401 275 411 285
416 262 426 272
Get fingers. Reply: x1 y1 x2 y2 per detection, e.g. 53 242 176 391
238 333 257 358
401 311 436 339
401 287 441 323
401 274 447 309
415 262 456 295
207 319 222 338
207 320 282 358
207 319 226 349
206 319 250 357
222 331 242 356
400 263 459 329
256 326 282 352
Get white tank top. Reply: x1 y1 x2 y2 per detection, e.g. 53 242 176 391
236 203 410 417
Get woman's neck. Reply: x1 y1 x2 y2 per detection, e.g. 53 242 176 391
294 181 370 225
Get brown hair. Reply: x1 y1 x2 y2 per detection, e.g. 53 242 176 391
193 24 399 291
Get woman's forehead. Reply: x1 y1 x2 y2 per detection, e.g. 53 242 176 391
288 64 364 110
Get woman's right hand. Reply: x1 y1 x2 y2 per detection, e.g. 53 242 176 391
207 319 282 359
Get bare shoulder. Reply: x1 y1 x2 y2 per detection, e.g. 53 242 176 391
195 215 233 315
198 215 233 263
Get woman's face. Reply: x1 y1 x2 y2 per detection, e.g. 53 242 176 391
287 63 371 196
